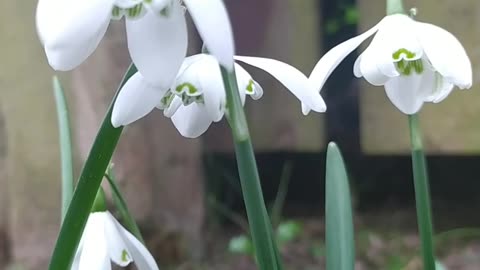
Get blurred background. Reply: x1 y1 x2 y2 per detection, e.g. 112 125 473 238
1 0 480 269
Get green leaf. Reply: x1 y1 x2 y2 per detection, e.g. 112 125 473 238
105 165 145 244
52 76 74 222
48 64 137 270
325 142 355 270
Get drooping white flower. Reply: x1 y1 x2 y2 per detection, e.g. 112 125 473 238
72 211 158 270
308 13 472 115
36 0 234 90
112 54 327 137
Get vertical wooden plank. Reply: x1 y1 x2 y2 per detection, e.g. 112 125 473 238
0 1 60 268
359 0 480 154
206 0 325 152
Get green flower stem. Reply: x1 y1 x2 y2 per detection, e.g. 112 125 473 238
52 76 74 221
220 66 280 270
408 114 436 270
105 167 145 244
48 64 137 270
386 0 405 15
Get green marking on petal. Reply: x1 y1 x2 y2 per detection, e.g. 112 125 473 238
246 79 255 94
112 6 121 18
392 48 416 61
126 4 143 19
121 249 129 262
395 59 424 76
176 83 199 96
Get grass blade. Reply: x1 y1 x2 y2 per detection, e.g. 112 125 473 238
48 64 137 270
52 76 74 221
325 142 355 270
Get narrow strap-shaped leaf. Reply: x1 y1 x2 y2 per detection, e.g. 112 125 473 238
52 76 74 222
325 142 355 270
48 64 137 270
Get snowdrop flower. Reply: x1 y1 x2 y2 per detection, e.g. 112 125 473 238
72 211 158 270
112 54 326 137
36 0 234 92
308 13 472 114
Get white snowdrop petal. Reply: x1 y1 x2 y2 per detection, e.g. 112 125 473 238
184 0 235 70
234 63 254 104
359 46 390 86
162 95 182 117
126 1 187 87
309 18 383 92
252 81 264 100
79 213 110 270
112 72 167 127
104 213 133 267
416 22 472 89
384 73 428 114
110 214 160 270
425 74 455 103
373 14 423 61
199 59 227 122
235 56 326 113
171 104 214 138
36 0 114 70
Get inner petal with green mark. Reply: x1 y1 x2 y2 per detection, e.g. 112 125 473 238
173 82 205 105
121 249 130 263
392 48 424 76
111 4 145 20
245 79 255 95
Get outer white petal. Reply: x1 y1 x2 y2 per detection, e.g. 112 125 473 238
79 213 111 270
36 0 113 70
373 14 423 62
104 213 133 267
171 104 214 138
384 71 435 114
126 1 187 87
235 56 326 113
309 18 383 92
110 213 160 270
424 74 455 103
112 72 167 127
356 46 391 86
184 0 235 70
416 22 472 89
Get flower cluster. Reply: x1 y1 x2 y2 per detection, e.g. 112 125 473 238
36 0 474 269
